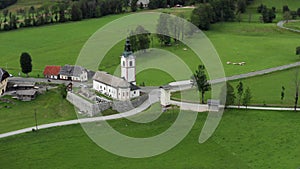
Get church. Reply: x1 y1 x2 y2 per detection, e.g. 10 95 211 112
93 38 140 101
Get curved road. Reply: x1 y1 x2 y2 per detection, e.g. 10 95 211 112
0 89 160 139
277 20 300 33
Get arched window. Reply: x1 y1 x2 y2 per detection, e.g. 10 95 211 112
129 61 133 67
123 61 125 66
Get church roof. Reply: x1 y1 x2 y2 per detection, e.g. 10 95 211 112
93 71 130 88
0 68 9 82
93 71 140 90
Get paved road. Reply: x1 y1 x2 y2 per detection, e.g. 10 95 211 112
170 61 300 86
277 20 300 33
0 89 160 139
227 105 300 111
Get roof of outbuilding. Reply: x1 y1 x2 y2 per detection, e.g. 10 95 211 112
16 89 37 96
0 68 9 82
59 65 86 77
43 66 61 76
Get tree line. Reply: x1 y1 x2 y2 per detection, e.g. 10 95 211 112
190 0 253 30
0 0 17 9
0 0 135 31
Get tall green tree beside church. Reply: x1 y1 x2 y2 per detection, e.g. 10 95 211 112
192 65 211 104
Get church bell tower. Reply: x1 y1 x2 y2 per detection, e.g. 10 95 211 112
121 38 136 84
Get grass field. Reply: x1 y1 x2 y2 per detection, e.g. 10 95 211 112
0 109 299 168
285 21 300 30
0 5 299 86
0 89 76 134
172 67 300 106
241 0 300 23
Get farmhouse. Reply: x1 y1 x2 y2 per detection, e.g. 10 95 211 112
137 0 149 7
93 71 140 101
43 66 61 79
59 65 88 82
0 68 9 95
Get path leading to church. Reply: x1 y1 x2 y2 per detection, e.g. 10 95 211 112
0 89 161 139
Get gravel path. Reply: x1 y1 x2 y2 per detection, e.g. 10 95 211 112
277 20 300 33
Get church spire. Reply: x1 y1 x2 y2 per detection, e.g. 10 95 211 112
123 38 132 57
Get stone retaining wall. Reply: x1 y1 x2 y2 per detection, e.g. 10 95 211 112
67 92 110 116
112 94 149 113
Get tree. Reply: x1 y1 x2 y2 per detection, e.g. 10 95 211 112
135 25 150 52
95 5 101 18
283 11 291 22
58 4 66 22
71 2 82 21
242 87 252 108
123 0 130 11
156 13 171 46
237 0 247 13
290 11 298 19
131 0 138 12
296 46 300 56
236 81 243 107
191 3 214 30
257 4 266 13
282 5 290 13
129 26 151 52
139 2 144 10
192 65 211 104
129 30 138 52
211 0 235 22
58 84 67 99
261 8 276 23
297 8 300 17
281 86 285 102
294 69 300 111
20 52 32 77
223 82 235 106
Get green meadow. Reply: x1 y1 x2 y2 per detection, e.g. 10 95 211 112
172 67 300 107
285 21 300 30
0 89 76 134
0 109 299 169
0 7 299 86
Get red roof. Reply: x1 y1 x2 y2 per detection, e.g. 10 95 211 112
43 66 61 76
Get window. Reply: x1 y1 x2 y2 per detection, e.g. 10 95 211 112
123 61 125 66
129 61 133 67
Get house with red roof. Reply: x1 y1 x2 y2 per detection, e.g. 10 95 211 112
43 66 61 79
